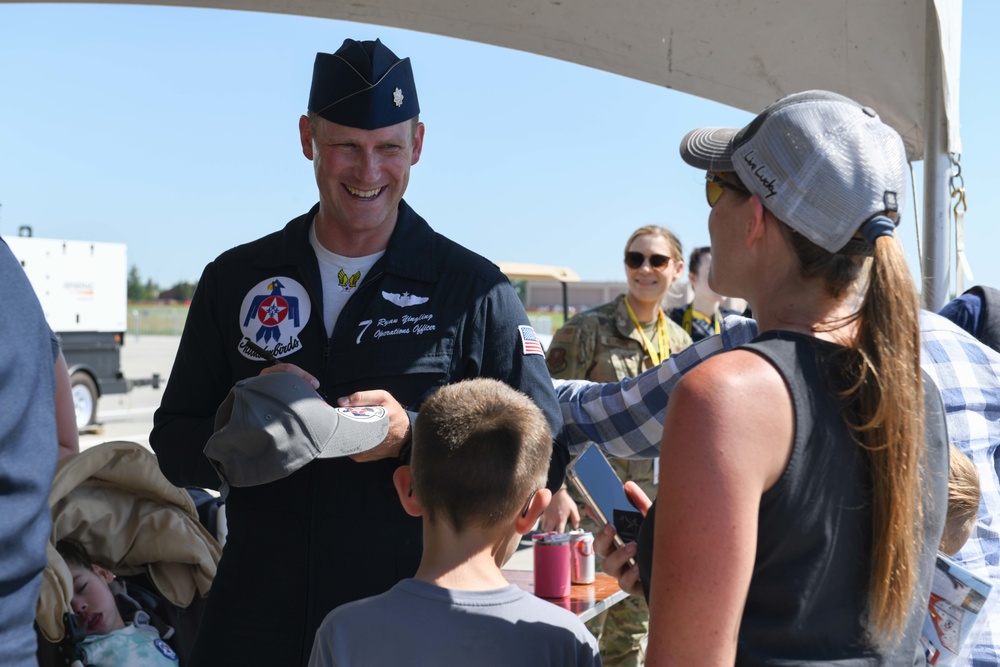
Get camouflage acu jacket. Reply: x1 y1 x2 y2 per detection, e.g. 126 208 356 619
546 293 692 383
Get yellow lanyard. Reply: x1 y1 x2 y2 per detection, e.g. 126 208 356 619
682 305 721 335
624 297 670 366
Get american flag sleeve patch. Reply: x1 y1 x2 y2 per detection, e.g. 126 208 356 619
518 325 544 356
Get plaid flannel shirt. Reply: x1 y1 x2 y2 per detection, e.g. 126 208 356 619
556 311 1000 665
918 311 1000 666
555 315 757 458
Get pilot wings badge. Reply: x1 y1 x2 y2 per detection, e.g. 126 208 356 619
338 268 361 292
382 290 429 308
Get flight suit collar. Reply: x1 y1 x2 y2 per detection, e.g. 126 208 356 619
258 200 439 284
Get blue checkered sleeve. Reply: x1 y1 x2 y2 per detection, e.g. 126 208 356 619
919 311 1000 666
555 316 758 458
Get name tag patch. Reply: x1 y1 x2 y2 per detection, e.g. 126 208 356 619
356 313 437 344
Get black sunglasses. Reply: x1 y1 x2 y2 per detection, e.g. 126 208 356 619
705 172 752 207
624 252 672 270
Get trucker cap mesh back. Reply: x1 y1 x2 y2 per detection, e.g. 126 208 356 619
732 95 906 253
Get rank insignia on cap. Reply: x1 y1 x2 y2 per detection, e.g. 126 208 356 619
308 38 420 130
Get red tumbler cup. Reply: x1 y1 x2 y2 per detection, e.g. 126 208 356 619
532 533 571 598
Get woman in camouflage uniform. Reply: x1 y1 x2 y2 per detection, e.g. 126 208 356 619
543 224 691 666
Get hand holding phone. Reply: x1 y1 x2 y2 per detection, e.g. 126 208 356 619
565 444 644 549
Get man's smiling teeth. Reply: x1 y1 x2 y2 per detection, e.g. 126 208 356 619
346 185 382 199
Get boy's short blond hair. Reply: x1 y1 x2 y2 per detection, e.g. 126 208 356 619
411 378 552 532
941 443 981 556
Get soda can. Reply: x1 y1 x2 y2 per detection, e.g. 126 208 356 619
569 530 595 584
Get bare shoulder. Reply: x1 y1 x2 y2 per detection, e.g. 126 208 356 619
675 348 788 410
666 349 793 489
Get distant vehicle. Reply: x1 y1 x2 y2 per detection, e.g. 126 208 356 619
3 227 160 429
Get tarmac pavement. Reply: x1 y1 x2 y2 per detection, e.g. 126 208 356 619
79 334 180 453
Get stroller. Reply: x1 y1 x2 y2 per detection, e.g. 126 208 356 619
36 441 223 666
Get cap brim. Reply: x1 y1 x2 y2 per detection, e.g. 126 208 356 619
314 406 390 458
679 127 740 171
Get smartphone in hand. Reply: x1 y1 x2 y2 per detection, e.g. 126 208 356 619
565 443 644 550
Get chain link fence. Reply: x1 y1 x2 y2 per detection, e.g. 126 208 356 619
128 305 189 336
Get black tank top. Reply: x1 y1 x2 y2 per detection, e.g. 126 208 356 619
636 330 948 665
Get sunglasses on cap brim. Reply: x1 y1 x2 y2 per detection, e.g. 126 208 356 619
705 172 752 207
624 252 672 270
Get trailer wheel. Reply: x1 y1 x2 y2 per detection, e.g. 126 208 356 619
70 372 98 429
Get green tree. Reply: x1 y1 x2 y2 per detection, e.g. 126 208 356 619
127 265 161 301
127 265 145 300
160 281 197 301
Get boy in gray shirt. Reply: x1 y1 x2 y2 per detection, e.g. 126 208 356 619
309 378 600 667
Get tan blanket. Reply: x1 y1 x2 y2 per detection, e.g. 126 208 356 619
37 441 222 642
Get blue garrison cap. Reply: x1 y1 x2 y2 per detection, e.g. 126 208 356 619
308 39 420 130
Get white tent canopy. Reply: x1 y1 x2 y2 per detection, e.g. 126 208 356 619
14 0 963 304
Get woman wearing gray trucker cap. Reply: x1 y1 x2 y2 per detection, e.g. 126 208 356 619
624 91 949 664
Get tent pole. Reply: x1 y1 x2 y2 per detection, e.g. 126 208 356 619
920 0 951 311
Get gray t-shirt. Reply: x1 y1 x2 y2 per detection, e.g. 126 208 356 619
0 239 58 665
309 578 601 667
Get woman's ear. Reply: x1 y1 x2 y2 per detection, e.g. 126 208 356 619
393 466 423 517
671 260 685 283
745 195 768 247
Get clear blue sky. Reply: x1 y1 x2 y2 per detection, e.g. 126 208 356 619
1 3 998 299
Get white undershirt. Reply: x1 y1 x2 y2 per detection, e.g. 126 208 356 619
309 225 385 338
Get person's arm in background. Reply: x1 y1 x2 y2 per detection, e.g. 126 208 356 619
53 349 79 459
938 288 984 340
554 315 758 458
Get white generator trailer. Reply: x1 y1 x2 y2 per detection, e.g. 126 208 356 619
3 228 160 429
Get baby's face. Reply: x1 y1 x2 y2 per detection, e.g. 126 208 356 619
67 562 126 635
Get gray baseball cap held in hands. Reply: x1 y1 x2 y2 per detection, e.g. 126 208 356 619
204 372 389 496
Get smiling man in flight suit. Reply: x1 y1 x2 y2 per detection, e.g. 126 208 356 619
150 38 566 667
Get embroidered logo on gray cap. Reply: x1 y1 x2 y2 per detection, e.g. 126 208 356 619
884 191 899 212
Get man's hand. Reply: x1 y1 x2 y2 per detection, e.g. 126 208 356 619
337 390 411 462
593 481 652 598
259 362 320 389
539 488 580 533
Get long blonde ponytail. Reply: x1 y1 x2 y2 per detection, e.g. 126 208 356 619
849 234 924 641
789 225 924 642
